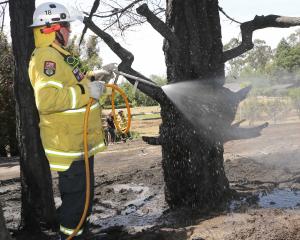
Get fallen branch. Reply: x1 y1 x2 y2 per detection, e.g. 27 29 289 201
223 15 300 62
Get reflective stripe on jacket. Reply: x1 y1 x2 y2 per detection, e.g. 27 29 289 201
28 42 106 171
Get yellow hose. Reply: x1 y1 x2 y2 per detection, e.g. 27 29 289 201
67 84 131 240
106 83 131 134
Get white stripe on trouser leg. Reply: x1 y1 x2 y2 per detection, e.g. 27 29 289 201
60 225 83 236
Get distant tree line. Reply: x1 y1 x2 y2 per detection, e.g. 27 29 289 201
225 29 300 85
0 32 19 157
224 29 300 118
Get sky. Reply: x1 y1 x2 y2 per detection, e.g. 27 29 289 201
4 0 300 77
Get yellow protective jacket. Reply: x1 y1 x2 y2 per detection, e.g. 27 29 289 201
116 114 128 132
28 28 105 171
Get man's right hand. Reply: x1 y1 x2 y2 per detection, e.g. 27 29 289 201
92 63 118 82
87 81 106 100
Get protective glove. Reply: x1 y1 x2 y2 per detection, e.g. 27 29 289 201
102 63 118 73
87 81 106 100
93 63 118 82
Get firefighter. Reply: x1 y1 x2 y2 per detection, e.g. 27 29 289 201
28 2 114 239
117 110 131 141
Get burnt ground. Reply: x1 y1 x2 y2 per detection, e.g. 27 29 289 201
0 122 300 239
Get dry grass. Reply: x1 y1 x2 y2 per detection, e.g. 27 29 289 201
102 106 161 137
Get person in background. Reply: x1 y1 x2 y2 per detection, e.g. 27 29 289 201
106 112 116 144
117 110 131 142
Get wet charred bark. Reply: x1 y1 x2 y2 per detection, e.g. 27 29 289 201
9 0 57 232
157 0 230 209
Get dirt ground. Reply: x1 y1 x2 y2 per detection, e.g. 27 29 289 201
1 122 300 239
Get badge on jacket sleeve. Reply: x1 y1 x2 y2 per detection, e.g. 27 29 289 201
44 61 56 76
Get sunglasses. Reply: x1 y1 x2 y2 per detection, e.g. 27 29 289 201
60 22 71 31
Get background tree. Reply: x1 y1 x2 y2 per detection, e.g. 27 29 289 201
0 31 19 157
8 0 57 234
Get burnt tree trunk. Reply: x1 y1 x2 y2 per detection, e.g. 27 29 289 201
161 0 230 208
0 201 12 240
84 0 269 210
9 0 57 231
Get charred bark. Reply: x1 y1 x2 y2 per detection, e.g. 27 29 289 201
9 0 57 231
156 0 230 209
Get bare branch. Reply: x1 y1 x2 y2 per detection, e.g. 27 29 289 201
224 122 269 142
88 0 143 18
223 15 300 62
136 3 180 48
83 17 165 103
79 0 100 45
1 3 7 31
0 1 8 5
218 6 241 24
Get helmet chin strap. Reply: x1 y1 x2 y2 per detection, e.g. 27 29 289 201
55 30 65 46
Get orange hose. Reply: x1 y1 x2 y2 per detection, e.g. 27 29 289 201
67 98 93 240
67 84 131 239
106 83 131 134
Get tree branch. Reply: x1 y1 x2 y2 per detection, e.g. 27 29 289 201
0 1 8 5
223 15 300 62
1 3 7 32
83 17 165 103
79 0 100 45
235 85 252 102
136 3 180 48
224 122 269 142
218 6 241 24
85 0 143 18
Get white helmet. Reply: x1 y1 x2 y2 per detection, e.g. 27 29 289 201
30 2 74 27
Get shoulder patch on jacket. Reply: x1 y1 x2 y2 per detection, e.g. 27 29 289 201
44 61 56 76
